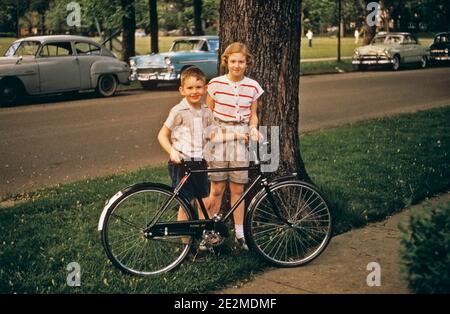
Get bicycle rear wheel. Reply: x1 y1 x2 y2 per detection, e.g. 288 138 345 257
246 180 332 267
100 184 194 276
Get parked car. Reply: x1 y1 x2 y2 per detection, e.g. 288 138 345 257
129 36 219 89
429 32 450 64
0 35 130 106
352 32 430 71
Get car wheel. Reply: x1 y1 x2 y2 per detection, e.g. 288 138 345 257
140 81 157 90
392 55 401 71
419 56 428 69
0 79 23 107
97 74 117 97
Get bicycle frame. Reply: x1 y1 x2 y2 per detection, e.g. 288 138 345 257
145 162 293 238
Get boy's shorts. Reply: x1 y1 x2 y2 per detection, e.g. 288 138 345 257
168 159 209 202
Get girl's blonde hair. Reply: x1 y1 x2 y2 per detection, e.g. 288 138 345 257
220 42 254 73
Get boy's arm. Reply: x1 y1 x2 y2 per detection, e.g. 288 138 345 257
208 130 248 143
158 125 182 163
206 94 215 111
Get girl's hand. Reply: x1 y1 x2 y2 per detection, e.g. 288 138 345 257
170 148 182 164
236 132 249 144
250 126 263 142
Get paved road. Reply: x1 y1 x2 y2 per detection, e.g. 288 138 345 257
1 67 449 198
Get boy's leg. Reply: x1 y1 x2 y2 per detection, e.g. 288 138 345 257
177 206 190 245
209 181 226 218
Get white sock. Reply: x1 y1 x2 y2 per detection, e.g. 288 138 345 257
235 224 244 239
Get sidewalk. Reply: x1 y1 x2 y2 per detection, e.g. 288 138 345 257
218 192 450 294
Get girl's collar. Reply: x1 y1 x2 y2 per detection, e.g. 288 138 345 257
225 73 245 84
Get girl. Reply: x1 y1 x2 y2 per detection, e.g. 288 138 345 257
206 42 263 250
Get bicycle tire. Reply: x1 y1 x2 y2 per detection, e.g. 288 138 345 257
245 180 332 267
100 183 194 276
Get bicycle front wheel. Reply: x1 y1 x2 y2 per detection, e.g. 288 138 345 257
246 180 332 267
101 184 194 276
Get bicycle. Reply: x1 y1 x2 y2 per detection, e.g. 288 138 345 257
98 145 333 276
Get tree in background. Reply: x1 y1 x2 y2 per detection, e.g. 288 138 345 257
149 0 159 53
219 0 310 181
29 0 50 35
193 0 204 35
121 0 136 61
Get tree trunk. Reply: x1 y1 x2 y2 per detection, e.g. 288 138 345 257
121 0 136 62
219 0 310 182
337 0 342 62
194 0 204 35
40 13 46 35
363 0 377 45
149 0 159 53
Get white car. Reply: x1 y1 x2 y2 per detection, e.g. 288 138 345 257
352 32 430 71
0 35 130 106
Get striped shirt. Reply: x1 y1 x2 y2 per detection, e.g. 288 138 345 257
207 75 264 123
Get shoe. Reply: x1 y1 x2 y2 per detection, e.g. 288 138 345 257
198 240 209 252
235 237 249 251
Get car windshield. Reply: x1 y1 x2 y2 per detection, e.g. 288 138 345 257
372 35 403 45
171 40 206 52
4 41 40 57
435 34 449 43
208 39 219 52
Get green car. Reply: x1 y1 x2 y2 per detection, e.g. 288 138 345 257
129 36 219 89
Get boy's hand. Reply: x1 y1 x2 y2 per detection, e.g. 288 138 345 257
170 148 182 164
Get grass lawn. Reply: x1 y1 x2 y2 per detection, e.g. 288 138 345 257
1 106 449 293
0 36 435 59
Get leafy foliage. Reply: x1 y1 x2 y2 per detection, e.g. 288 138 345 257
400 202 450 293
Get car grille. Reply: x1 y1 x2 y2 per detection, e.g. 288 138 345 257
137 67 169 75
358 54 389 61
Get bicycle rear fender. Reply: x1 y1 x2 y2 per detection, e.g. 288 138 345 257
97 182 192 231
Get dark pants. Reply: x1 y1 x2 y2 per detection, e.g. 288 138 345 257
168 159 209 202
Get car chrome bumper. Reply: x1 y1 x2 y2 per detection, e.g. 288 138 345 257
430 55 450 61
352 58 392 65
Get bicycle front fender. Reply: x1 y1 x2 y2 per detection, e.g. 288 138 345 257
97 182 176 231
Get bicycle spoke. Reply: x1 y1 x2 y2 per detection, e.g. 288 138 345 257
248 182 332 267
103 187 193 275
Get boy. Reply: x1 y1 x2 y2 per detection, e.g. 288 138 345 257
158 66 213 222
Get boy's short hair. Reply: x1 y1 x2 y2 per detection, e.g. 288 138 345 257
220 42 254 73
180 66 206 86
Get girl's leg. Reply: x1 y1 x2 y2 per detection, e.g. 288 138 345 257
195 197 210 219
209 181 226 218
230 181 245 238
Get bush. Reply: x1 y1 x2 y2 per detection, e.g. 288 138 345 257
400 201 450 293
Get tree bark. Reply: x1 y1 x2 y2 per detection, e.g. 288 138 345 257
219 0 310 182
121 0 136 62
149 0 159 53
194 0 204 35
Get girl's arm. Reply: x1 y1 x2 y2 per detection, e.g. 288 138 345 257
249 101 263 141
158 125 182 163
